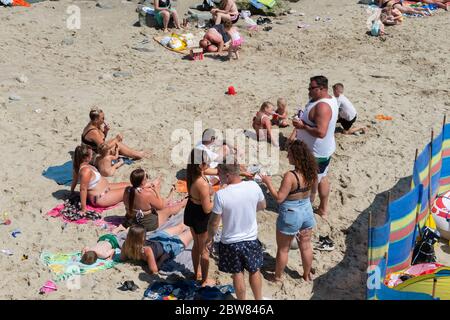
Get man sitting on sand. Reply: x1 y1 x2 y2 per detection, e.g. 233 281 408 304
332 83 367 135
199 24 231 53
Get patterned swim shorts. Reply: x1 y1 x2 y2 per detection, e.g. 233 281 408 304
218 240 263 274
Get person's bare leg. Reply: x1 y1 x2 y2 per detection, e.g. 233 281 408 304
163 223 186 236
235 48 240 60
310 179 318 205
161 11 170 32
232 272 246 300
190 230 201 280
249 271 263 300
117 142 145 160
317 176 330 218
108 182 130 190
171 10 181 28
178 228 194 247
197 231 213 286
94 188 126 207
157 202 185 226
343 126 367 135
274 230 293 281
297 228 313 281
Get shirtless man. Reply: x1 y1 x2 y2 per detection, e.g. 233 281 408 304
199 24 231 53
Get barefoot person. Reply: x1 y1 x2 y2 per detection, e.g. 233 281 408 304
332 83 367 135
185 148 214 286
94 143 124 177
153 0 181 33
206 162 267 300
119 168 187 233
211 0 239 25
253 101 278 146
80 233 121 264
81 107 146 160
293 75 338 218
260 141 317 282
272 98 289 128
120 224 192 274
70 145 129 213
199 24 231 53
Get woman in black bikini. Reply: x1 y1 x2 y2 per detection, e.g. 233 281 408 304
184 148 214 286
81 107 146 160
260 141 318 282
119 168 187 233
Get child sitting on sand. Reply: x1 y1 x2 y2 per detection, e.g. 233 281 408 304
94 143 124 177
252 101 277 146
271 98 289 128
80 233 120 264
332 83 367 135
223 20 243 60
381 7 403 26
120 224 192 274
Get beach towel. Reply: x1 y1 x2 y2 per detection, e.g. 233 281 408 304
249 0 265 9
42 161 73 186
40 251 121 282
143 280 235 300
154 34 190 55
257 0 276 8
47 201 122 230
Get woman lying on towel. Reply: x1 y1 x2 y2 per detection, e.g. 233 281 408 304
114 168 187 233
378 0 431 15
71 145 130 214
81 107 147 160
121 224 192 274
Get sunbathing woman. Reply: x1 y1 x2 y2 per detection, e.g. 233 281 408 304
252 101 278 146
81 107 146 160
70 145 129 214
211 0 239 25
94 143 124 177
118 168 187 233
378 0 430 15
120 224 192 274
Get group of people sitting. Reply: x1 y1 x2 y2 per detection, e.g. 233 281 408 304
374 0 448 35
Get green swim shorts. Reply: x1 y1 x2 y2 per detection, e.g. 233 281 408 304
98 234 120 249
154 8 175 27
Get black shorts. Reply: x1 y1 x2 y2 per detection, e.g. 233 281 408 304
338 115 357 131
184 199 210 234
218 240 263 274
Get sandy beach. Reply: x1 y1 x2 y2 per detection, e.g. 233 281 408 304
0 0 449 300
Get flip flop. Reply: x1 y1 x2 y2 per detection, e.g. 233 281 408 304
118 280 139 292
39 280 57 294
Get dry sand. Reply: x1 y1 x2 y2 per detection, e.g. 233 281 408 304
0 0 449 300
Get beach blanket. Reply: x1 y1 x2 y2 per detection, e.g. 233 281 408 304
143 280 235 300
175 179 221 193
47 201 122 230
42 161 73 186
154 34 191 55
40 251 121 282
42 157 134 186
402 1 438 16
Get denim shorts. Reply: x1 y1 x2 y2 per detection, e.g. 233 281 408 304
147 230 184 258
277 198 316 235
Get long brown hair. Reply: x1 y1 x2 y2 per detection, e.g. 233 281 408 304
121 225 146 261
126 169 146 219
73 145 91 173
288 140 318 189
186 148 209 194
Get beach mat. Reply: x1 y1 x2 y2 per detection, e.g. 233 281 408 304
40 251 121 282
143 279 235 300
42 161 73 186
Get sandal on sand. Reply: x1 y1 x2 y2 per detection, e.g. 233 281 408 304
118 280 139 292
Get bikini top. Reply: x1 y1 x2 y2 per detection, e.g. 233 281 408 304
288 170 310 195
81 128 104 153
79 165 101 190
188 176 211 203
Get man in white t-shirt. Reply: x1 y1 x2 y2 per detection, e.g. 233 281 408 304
333 83 367 135
206 162 266 300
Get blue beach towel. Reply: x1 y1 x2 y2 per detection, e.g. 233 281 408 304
42 161 73 186
143 280 235 300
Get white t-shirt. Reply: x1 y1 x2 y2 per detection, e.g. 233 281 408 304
195 142 219 168
336 94 357 121
212 181 265 244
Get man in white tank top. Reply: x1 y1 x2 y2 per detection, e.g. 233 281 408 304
293 76 338 218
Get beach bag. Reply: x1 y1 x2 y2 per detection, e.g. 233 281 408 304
411 227 440 265
167 34 187 51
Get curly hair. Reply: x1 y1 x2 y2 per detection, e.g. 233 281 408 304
288 140 318 189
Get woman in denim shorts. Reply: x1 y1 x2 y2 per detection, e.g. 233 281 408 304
261 140 318 282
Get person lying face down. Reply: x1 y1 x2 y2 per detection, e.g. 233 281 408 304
81 233 121 264
120 224 193 274
199 24 231 53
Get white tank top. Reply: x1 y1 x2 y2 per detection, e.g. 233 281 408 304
296 96 339 158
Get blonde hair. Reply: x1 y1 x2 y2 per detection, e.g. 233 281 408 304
121 225 146 261
98 143 110 156
259 101 274 112
277 98 286 108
